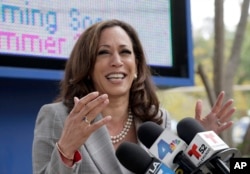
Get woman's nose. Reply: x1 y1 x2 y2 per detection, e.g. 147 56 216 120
111 53 123 67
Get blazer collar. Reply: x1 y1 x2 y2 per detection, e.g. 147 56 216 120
84 114 144 174
84 114 124 174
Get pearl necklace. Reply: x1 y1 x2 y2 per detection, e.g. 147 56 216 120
110 113 133 144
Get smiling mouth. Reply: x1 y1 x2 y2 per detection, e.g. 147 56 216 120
106 73 126 80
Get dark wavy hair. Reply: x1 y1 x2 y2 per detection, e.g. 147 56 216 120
56 19 162 124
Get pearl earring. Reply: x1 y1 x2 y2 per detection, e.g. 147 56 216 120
134 74 137 79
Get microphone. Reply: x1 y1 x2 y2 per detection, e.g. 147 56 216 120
177 117 241 174
116 141 174 174
138 121 203 174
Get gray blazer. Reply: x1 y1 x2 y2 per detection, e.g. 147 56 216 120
32 102 171 174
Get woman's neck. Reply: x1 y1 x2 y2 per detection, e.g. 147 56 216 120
102 95 129 122
101 95 137 149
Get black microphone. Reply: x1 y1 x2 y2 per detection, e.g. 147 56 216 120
138 121 203 174
177 117 241 174
116 141 174 174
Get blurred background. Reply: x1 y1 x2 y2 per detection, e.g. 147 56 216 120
159 0 250 156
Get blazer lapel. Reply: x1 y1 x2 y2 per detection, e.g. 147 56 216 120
84 115 123 174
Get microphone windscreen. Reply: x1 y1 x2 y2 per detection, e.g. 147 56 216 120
177 117 205 144
137 121 164 148
116 141 152 173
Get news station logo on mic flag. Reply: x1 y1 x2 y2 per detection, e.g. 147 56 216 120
230 158 250 174
184 131 229 166
146 158 175 174
149 130 187 170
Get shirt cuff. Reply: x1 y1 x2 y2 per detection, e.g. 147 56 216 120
73 150 81 163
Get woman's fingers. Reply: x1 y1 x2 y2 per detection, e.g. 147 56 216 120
69 92 110 122
211 91 225 113
88 116 112 132
71 91 99 114
216 120 233 134
78 94 109 123
222 107 236 121
216 99 233 117
195 100 202 121
194 91 237 134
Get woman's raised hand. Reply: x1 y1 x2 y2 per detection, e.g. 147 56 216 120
57 92 111 160
194 91 236 134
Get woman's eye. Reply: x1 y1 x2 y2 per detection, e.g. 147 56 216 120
98 50 109 55
121 50 131 54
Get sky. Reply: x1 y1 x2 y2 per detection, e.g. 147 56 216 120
190 0 241 31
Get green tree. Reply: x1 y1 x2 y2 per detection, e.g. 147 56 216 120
237 21 250 84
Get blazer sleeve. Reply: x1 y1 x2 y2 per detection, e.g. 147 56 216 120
32 103 81 174
160 107 172 130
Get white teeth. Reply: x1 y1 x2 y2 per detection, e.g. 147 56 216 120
107 73 125 79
